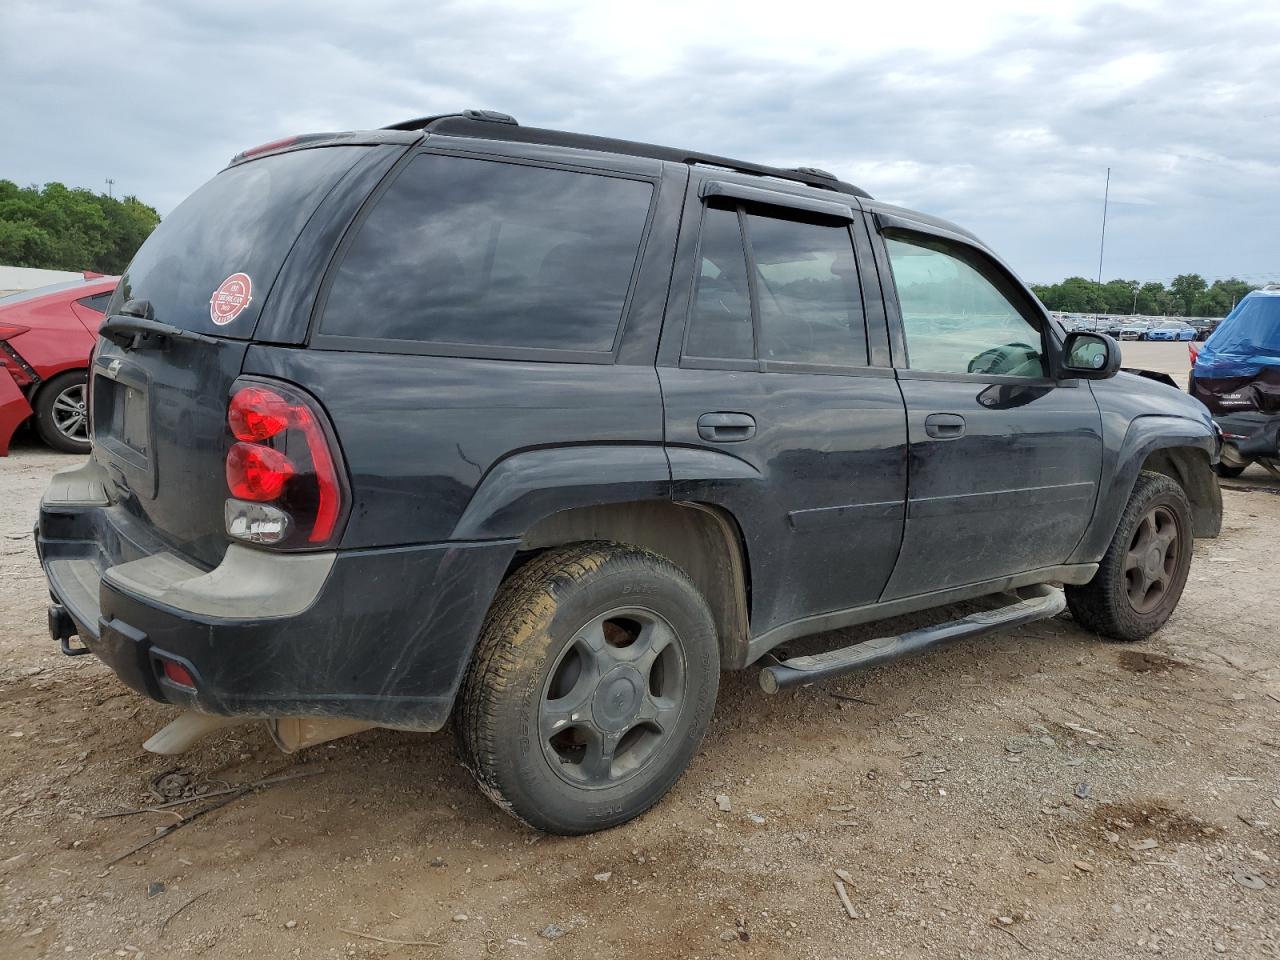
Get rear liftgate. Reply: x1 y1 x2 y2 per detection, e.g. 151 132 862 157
758 585 1065 694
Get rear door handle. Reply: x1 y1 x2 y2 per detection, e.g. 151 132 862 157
924 413 966 439
698 412 757 442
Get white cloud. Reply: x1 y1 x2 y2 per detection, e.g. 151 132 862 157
1 0 1279 282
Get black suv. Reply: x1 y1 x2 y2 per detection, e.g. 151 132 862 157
38 110 1222 834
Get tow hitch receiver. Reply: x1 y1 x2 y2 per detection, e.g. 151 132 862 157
759 585 1066 694
48 603 89 656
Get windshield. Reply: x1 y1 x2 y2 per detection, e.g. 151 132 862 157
109 146 369 338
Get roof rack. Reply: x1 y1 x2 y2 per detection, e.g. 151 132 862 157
382 110 871 199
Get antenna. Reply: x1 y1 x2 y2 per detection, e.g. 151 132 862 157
1096 167 1110 285
105 177 115 199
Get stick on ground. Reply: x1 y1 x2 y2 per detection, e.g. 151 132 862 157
338 928 442 946
833 879 857 919
106 767 325 864
95 767 324 819
160 890 211 935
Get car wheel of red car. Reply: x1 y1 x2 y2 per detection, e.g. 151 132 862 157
35 371 91 454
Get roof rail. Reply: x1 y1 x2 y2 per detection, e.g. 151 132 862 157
384 109 518 131
382 110 871 199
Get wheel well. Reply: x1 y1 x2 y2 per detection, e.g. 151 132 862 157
32 367 87 402
1140 446 1223 538
519 500 752 669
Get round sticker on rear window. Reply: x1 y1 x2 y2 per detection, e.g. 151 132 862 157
209 273 253 326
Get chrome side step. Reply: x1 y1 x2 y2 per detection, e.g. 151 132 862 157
758 585 1066 694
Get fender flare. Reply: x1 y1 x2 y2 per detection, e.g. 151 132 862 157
1069 415 1220 563
450 444 673 541
451 443 763 541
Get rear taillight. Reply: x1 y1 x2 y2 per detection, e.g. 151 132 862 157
1188 344 1200 366
226 442 296 500
224 380 348 548
0 323 35 387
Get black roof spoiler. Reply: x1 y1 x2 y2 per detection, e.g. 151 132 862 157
383 109 871 199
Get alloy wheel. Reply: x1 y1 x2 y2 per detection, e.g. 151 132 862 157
539 607 687 788
51 383 89 443
1122 505 1181 614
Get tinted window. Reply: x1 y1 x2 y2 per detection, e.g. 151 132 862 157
113 146 370 337
747 211 865 366
321 155 653 352
686 206 753 360
886 236 1046 377
76 292 112 314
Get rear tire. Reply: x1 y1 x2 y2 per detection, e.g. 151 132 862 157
1065 471 1193 641
1213 461 1246 479
34 370 91 454
457 541 719 835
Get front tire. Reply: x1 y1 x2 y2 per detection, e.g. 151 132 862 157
457 542 719 835
1065 472 1193 641
34 370 91 453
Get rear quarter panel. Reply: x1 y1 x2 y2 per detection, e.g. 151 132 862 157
243 348 667 547
4 294 97 380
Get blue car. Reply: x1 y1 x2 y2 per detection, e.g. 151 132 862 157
1146 321 1196 342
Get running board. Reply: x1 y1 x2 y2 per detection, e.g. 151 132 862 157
758 585 1066 694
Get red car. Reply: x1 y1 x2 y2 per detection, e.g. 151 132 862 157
0 275 117 455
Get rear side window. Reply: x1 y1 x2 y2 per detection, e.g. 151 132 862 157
747 211 864 366
320 155 654 353
683 202 868 368
76 292 112 314
687 206 753 360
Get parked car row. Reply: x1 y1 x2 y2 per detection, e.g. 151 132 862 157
0 275 116 455
1054 315 1217 341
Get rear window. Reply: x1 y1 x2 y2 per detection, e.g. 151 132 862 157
76 292 112 314
319 154 654 354
110 146 370 338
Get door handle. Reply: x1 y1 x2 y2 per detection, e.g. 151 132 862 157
698 412 757 442
924 413 966 439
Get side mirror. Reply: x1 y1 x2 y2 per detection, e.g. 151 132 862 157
1061 332 1120 380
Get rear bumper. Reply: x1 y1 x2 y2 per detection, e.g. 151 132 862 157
38 460 517 730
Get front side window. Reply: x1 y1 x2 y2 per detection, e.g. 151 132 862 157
886 236 1046 377
321 154 654 352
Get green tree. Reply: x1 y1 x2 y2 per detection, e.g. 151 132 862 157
1169 273 1207 317
1050 276 1107 312
0 179 160 273
1135 281 1167 315
1100 278 1139 314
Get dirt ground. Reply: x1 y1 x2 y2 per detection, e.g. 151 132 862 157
2 342 1277 959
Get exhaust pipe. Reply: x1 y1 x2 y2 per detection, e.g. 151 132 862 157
268 717 374 753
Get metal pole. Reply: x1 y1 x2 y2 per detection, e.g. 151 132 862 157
105 178 115 199
1096 167 1110 286
1132 284 1139 315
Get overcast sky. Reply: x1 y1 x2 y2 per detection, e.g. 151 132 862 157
3 0 1278 283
